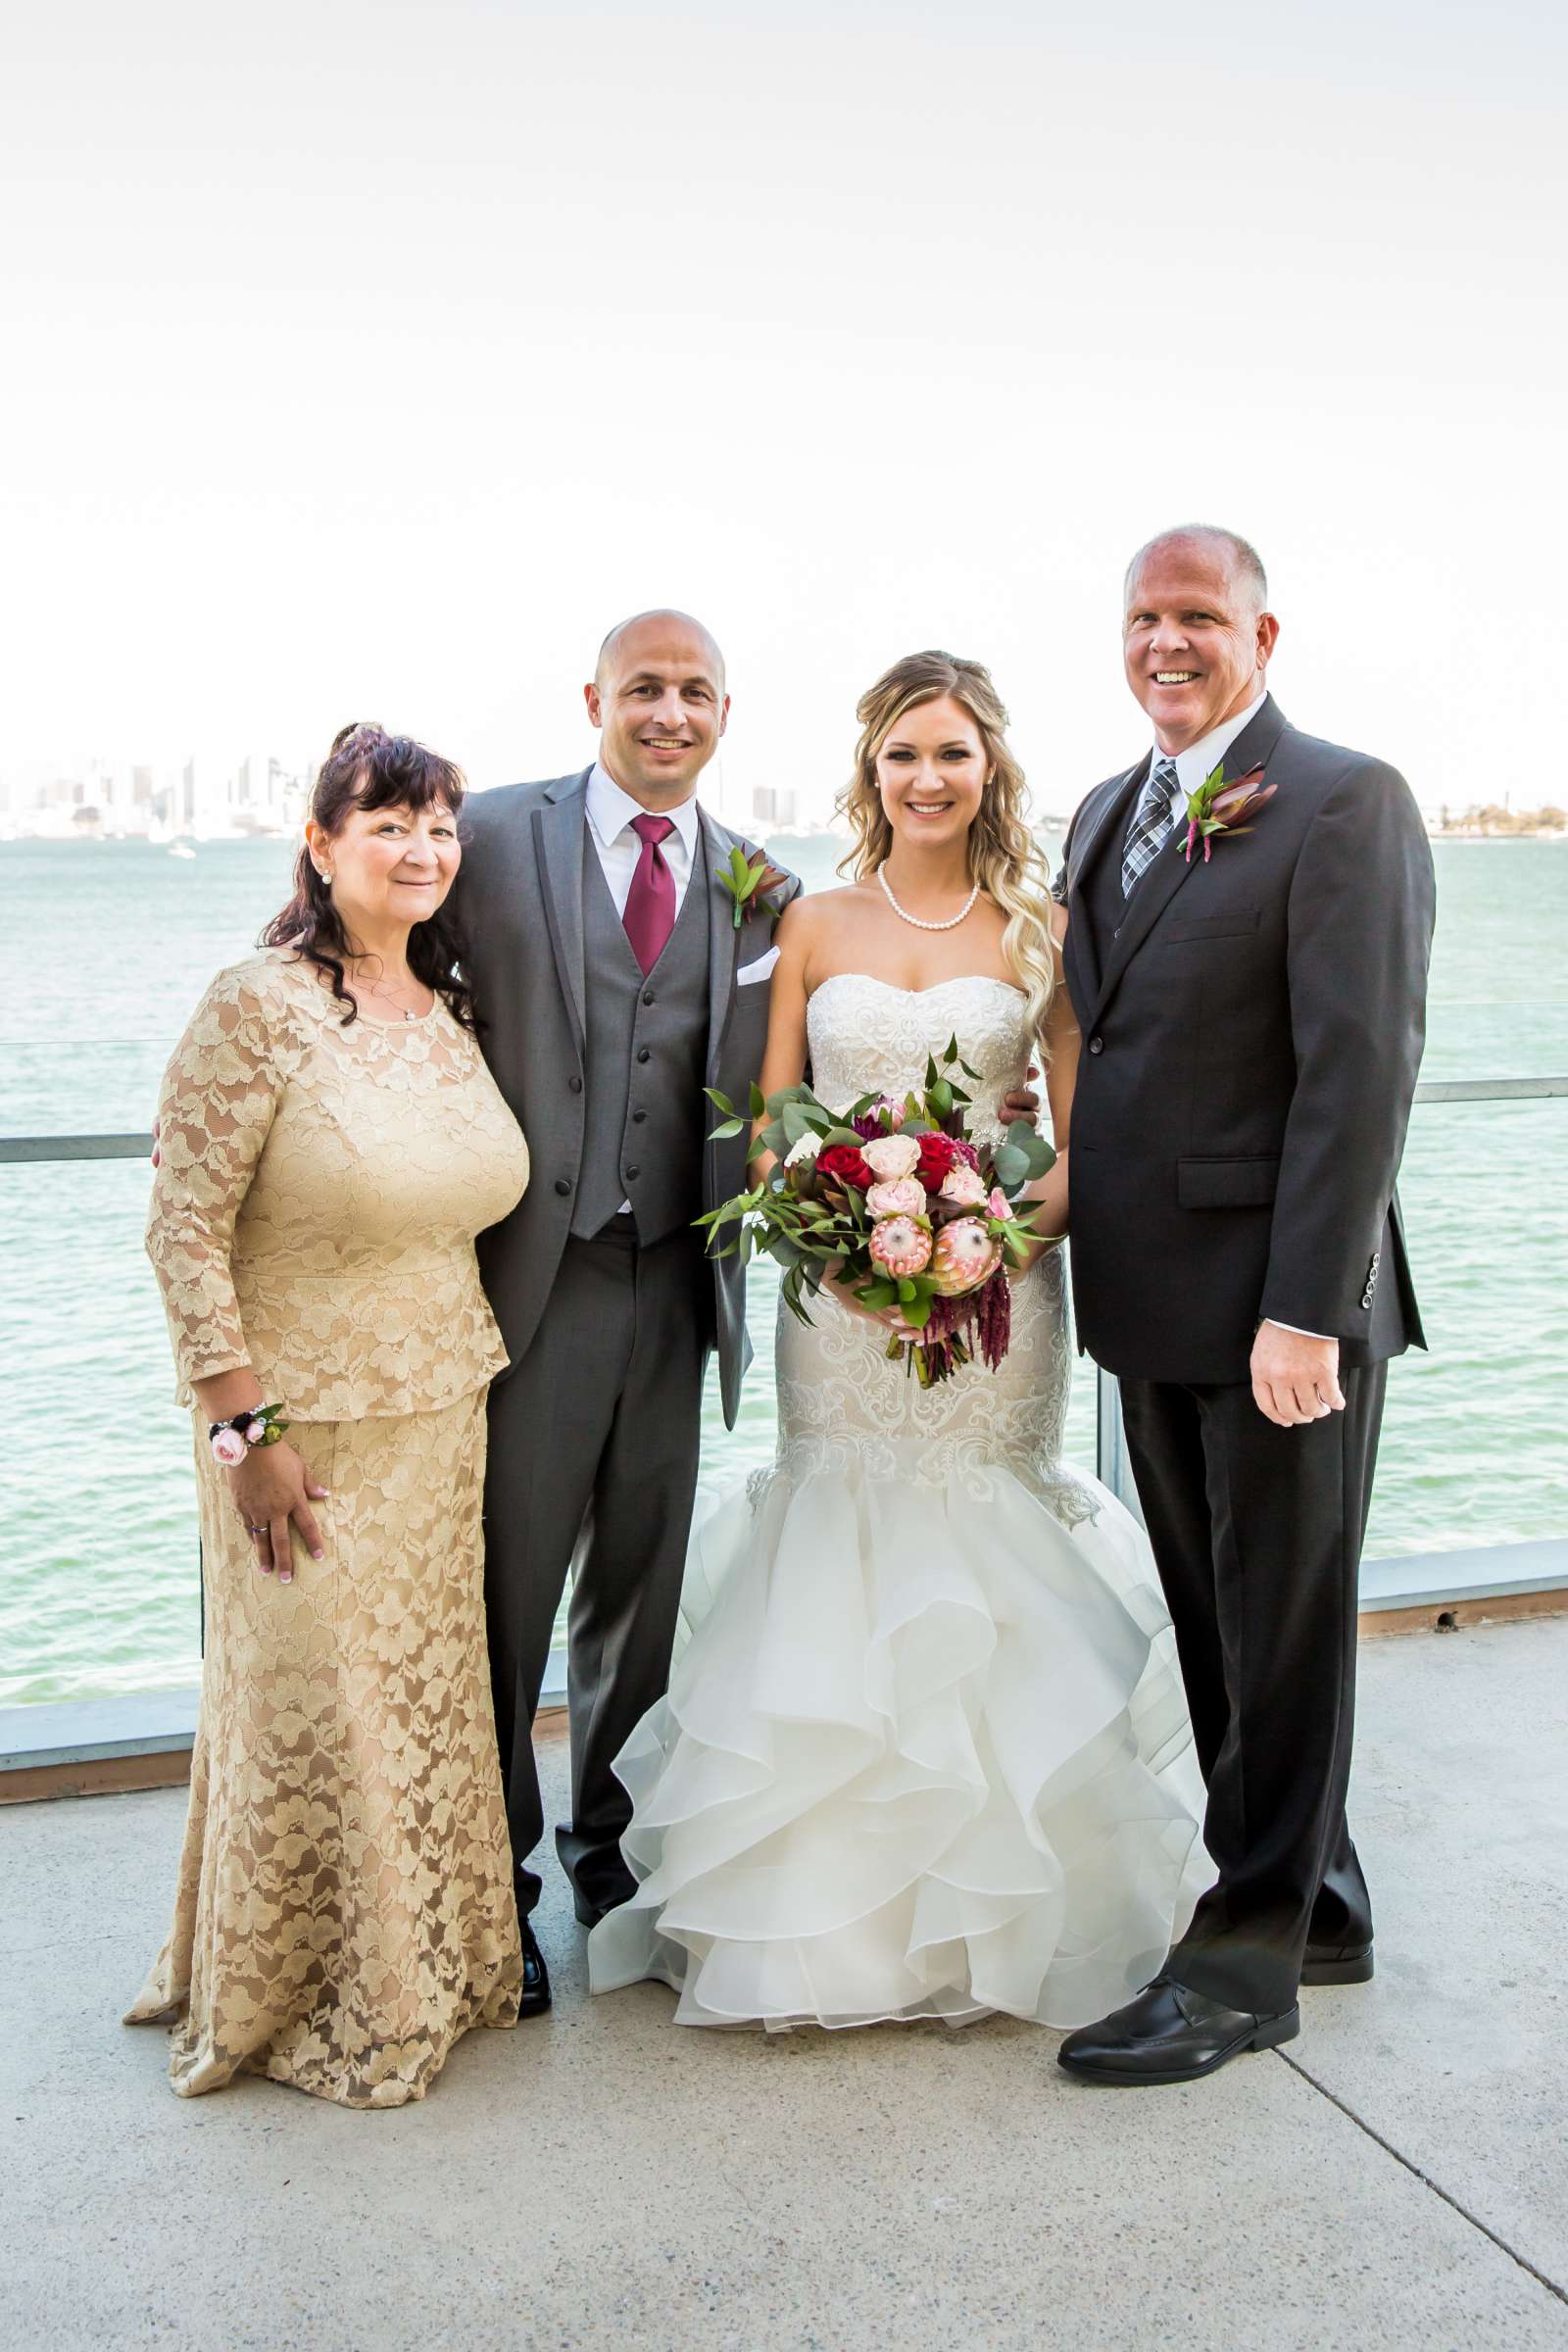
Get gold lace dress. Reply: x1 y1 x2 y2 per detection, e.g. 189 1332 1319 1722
125 951 530 2107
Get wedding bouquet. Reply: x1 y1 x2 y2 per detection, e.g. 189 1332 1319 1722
699 1040 1057 1386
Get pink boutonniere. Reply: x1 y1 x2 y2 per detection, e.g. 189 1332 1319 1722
1179 761 1275 862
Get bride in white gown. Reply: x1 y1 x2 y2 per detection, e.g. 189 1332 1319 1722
589 651 1207 2031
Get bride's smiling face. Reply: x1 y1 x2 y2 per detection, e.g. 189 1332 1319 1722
874 696 989 855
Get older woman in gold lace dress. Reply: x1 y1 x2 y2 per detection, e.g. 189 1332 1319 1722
125 723 529 2107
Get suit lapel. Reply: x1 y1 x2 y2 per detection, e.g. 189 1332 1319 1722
1064 757 1149 1010
1083 695 1292 1033
699 808 743 1084
533 770 591 1057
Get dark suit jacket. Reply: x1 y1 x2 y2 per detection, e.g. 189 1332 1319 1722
1058 696 1436 1386
452 769 801 1427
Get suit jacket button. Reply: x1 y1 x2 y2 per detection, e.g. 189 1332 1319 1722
1088 1035 1104 1055
636 1046 652 1063
555 1177 572 1197
567 1075 583 1094
631 1108 647 1123
626 1165 641 1181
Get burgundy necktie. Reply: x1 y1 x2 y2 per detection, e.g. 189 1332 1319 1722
622 812 677 974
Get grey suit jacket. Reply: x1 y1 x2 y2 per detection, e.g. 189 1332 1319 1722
452 769 801 1428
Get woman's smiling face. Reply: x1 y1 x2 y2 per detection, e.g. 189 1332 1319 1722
874 695 988 855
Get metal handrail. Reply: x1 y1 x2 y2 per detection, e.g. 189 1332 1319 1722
2 1076 1564 1164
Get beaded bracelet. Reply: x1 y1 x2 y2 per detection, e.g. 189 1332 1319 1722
209 1403 290 1467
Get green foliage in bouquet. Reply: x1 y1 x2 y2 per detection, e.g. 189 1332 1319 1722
696 1037 1058 1341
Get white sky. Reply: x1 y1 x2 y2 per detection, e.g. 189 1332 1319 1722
2 0 1564 819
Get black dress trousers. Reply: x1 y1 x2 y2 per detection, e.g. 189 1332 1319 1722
1118 1363 1387 2017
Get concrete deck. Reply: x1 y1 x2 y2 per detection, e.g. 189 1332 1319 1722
5 1616 1566 2352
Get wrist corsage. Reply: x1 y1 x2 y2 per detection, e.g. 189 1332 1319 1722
209 1403 290 1467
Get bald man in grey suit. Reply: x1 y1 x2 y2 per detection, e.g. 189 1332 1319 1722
453 612 800 2014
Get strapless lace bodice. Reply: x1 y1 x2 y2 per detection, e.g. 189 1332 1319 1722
807 973 1031 1149
760 970 1094 1527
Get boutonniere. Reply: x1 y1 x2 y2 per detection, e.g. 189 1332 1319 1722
715 842 789 929
1179 761 1275 862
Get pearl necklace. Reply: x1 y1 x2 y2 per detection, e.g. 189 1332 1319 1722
877 865 980 933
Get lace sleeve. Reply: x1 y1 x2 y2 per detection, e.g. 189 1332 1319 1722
145 965 294 1399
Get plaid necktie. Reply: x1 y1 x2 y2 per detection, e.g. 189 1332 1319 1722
1120 757 1180 898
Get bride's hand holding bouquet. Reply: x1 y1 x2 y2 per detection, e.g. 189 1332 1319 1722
699 1039 1058 1387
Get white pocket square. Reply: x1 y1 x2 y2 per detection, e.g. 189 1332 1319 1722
737 947 780 987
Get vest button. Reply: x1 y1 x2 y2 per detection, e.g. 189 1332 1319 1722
554 1178 571 1196
631 1108 647 1123
1088 1035 1104 1055
642 990 656 1006
636 1046 652 1063
567 1075 583 1094
626 1165 641 1181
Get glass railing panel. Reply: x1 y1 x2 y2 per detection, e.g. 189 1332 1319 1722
0 1159 201 1708
1363 1098 1567 1558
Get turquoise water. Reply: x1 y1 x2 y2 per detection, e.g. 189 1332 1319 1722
0 832 1563 1706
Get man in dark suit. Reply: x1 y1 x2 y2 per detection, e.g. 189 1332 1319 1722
454 612 799 2016
1054 527 1435 2085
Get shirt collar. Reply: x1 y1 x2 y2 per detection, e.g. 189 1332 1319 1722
1156 690 1268 799
586 760 702 856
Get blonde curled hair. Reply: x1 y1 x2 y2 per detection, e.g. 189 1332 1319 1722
837 650 1056 1048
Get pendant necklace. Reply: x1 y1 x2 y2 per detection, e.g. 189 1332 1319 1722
877 865 980 933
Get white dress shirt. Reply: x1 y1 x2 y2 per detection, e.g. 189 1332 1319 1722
1150 688 1267 812
584 761 701 918
1150 691 1327 1346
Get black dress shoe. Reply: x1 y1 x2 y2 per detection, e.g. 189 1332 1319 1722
519 1922 552 2019
1300 1939 1374 1986
1057 1975 1298 2086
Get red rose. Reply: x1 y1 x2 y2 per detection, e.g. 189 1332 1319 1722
914 1133 978 1188
816 1143 874 1194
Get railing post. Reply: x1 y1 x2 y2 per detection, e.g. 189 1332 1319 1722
1096 1367 1145 1524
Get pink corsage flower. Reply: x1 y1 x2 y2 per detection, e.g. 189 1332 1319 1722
211 1427 249 1467
861 1133 922 1181
244 1420 269 1446
865 1176 927 1218
868 1215 933 1278
1179 761 1275 863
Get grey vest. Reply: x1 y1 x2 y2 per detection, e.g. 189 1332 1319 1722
570 846 710 1243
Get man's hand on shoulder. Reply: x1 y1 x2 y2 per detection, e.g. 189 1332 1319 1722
1250 1321 1346 1428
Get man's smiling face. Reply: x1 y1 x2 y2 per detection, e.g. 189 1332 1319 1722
585 612 729 805
1123 535 1279 756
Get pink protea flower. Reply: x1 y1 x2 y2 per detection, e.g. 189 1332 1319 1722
988 1186 1009 1220
861 1132 922 1181
867 1096 906 1130
929 1216 1002 1297
938 1164 988 1210
211 1426 249 1467
868 1214 932 1279
865 1175 927 1218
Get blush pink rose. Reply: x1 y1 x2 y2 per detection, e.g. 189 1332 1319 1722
938 1164 988 1210
211 1426 249 1467
861 1133 922 1181
929 1217 1002 1297
867 1214 933 1279
865 1176 927 1218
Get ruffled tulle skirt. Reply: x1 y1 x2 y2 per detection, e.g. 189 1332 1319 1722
588 1421 1209 2033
